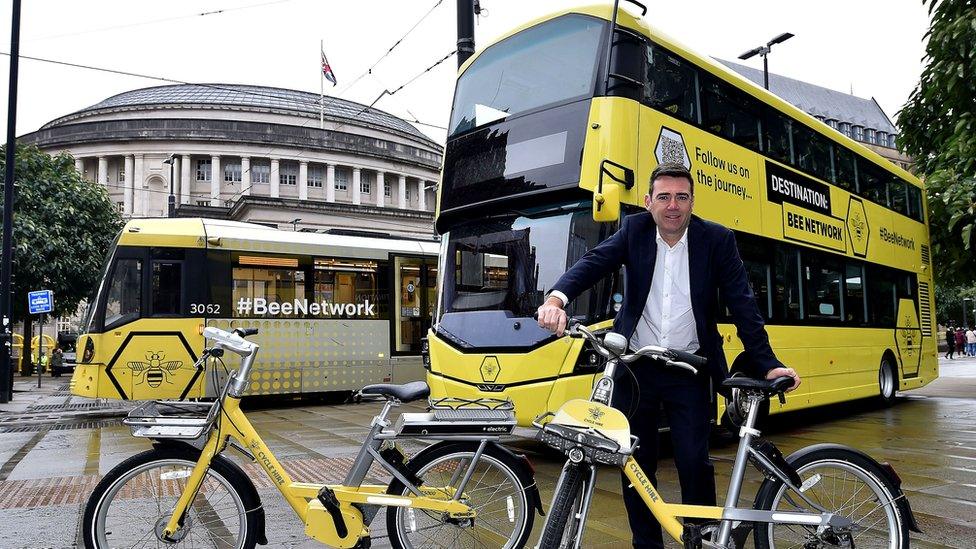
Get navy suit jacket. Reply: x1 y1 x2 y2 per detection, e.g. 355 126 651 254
552 212 782 393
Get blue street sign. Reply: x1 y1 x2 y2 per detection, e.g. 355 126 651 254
28 290 53 315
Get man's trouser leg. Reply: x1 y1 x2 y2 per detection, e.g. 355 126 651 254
661 371 717 525
612 362 665 548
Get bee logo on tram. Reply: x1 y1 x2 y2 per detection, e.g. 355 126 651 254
128 351 184 387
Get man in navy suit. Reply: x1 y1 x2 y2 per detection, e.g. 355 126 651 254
538 162 799 548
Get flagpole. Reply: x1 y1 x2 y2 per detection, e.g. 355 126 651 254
319 39 324 130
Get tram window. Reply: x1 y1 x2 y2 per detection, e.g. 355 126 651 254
857 159 889 206
232 267 305 318
151 262 182 316
833 146 856 191
867 266 897 327
803 253 843 321
906 184 924 222
313 258 389 319
700 75 761 150
763 110 793 165
793 124 833 183
773 246 802 321
104 259 142 328
888 179 909 216
844 264 867 325
644 44 698 124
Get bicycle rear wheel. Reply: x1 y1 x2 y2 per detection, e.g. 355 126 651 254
386 441 534 549
754 446 909 549
82 445 259 549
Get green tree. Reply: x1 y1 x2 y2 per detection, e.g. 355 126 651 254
0 144 122 373
898 0 976 285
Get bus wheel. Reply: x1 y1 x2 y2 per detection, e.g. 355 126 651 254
878 356 898 406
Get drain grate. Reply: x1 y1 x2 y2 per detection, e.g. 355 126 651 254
27 402 133 412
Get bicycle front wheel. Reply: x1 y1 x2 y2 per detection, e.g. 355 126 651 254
754 446 909 549
82 445 259 549
538 462 587 549
386 442 534 549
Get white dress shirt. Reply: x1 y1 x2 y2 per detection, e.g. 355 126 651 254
548 228 699 353
629 228 699 352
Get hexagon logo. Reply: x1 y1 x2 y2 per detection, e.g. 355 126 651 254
654 127 691 170
480 356 501 383
847 197 869 257
894 300 922 377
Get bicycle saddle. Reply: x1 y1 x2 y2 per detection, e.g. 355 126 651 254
721 375 794 395
360 381 431 403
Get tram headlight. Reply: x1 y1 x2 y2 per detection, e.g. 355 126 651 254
82 337 94 363
420 337 431 370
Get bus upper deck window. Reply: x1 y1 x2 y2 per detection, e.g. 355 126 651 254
104 259 142 328
644 44 698 124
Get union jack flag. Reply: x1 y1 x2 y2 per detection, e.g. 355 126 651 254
321 49 337 86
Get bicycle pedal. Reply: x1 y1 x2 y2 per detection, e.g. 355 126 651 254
317 486 348 538
682 524 703 549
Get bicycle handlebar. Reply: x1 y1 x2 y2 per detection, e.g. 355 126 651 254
563 318 706 375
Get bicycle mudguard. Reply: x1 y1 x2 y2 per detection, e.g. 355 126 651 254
490 442 546 517
151 440 269 545
769 443 922 534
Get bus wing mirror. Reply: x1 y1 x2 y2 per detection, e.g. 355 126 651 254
593 183 620 222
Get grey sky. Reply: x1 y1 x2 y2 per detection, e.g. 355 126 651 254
0 1 928 145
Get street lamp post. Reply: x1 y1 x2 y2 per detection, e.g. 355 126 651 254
290 218 302 232
163 154 177 218
738 32 794 90
963 297 973 328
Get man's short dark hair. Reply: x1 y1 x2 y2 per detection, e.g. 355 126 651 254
650 162 694 195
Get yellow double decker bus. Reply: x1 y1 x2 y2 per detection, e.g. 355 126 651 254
72 218 438 400
426 3 937 426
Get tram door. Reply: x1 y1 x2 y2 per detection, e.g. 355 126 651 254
393 256 437 354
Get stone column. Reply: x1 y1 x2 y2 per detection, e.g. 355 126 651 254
398 174 407 209
133 154 145 216
74 157 84 178
180 154 191 205
270 159 280 198
211 155 221 206
418 179 427 211
123 155 134 215
326 164 336 202
376 171 385 208
299 161 308 201
241 157 251 196
172 156 182 207
97 156 108 187
352 167 361 205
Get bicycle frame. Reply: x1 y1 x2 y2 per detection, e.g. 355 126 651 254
159 333 506 547
539 327 852 548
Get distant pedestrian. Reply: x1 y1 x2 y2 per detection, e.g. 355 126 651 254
946 326 956 359
967 328 976 357
956 328 966 357
50 347 64 377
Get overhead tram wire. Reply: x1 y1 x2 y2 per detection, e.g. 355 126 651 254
335 0 445 98
0 52 447 132
25 0 294 42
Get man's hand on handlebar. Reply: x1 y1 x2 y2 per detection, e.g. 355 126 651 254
536 296 568 336
765 366 801 392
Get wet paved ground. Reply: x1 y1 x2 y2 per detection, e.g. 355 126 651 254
0 357 974 548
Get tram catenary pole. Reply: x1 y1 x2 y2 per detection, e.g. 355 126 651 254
0 0 22 403
456 0 477 68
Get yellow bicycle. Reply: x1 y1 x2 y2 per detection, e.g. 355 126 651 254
535 321 920 548
82 326 540 548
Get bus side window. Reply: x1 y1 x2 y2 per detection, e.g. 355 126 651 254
888 179 909 217
104 258 142 329
644 44 698 124
802 250 843 321
773 246 802 321
906 184 924 223
867 266 897 327
151 261 183 316
793 123 833 183
844 263 867 325
833 146 857 192
700 75 761 151
857 159 889 207
763 109 793 165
